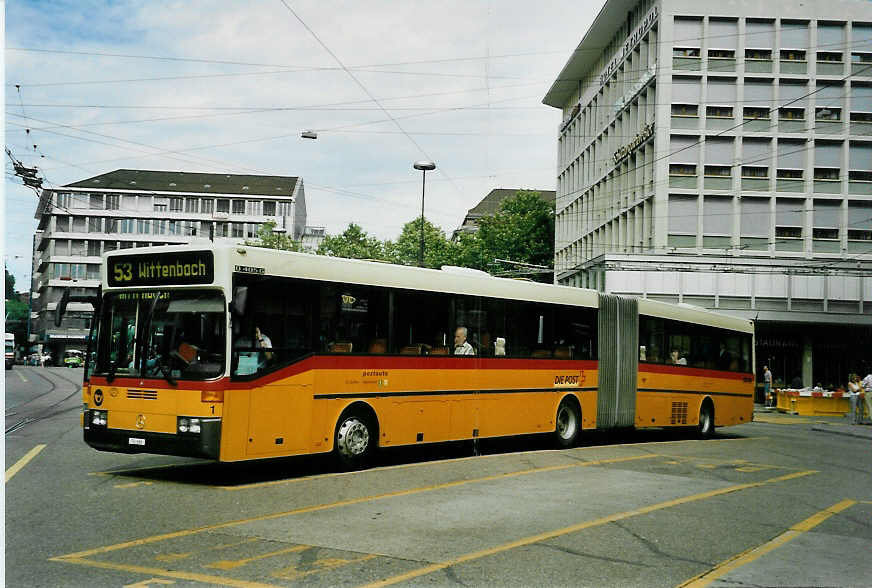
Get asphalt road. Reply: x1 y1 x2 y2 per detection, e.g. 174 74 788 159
5 366 872 587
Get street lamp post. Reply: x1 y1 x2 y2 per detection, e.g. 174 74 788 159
412 160 436 267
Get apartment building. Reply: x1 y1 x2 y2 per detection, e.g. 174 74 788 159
543 0 872 389
30 169 306 361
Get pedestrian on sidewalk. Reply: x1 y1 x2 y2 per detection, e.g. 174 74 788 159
861 371 872 425
847 374 863 425
763 366 773 407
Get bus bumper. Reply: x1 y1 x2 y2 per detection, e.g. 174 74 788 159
84 419 221 460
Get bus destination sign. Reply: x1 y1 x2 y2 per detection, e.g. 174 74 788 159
107 250 214 287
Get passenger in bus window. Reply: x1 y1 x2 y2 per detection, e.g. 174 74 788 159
255 327 273 362
669 348 687 365
234 326 272 375
454 327 475 355
494 337 506 356
717 343 732 370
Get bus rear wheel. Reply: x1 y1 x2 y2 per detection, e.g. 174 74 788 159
697 400 715 439
334 409 376 469
554 397 581 448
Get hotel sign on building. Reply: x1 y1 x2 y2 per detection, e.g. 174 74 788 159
598 5 659 86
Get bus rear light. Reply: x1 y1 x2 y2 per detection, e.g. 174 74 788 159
201 390 224 403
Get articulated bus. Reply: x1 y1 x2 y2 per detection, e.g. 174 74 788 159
79 245 754 467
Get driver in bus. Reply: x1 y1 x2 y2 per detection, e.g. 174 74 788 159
454 327 475 355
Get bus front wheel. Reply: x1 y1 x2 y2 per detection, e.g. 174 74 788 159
554 397 581 448
334 409 376 469
697 400 715 439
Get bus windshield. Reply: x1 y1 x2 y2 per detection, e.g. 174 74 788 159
95 290 226 381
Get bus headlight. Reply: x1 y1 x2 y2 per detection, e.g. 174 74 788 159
178 417 201 434
90 410 108 427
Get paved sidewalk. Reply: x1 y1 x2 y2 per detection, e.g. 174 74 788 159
753 405 872 440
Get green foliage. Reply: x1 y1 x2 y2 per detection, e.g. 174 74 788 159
5 298 28 322
388 217 459 269
317 223 388 261
6 269 16 299
244 221 301 252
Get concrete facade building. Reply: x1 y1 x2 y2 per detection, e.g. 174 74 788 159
30 169 307 361
543 0 872 390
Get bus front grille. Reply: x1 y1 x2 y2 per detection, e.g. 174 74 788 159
127 389 158 400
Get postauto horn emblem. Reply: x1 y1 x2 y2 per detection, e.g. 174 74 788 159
135 414 146 429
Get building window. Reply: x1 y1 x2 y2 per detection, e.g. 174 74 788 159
817 52 843 63
217 199 230 213
232 200 245 214
816 107 841 121
137 219 151 234
813 168 840 180
263 201 276 216
671 104 698 117
778 107 805 120
88 217 102 233
185 199 199 213
743 107 770 120
673 47 700 57
154 203 167 212
812 228 838 239
57 193 72 208
745 49 772 60
780 50 806 62
775 226 802 239
852 53 872 64
201 199 214 214
703 165 731 177
706 105 733 118
120 242 134 249
232 223 244 238
849 170 872 181
777 169 803 179
154 220 166 235
105 194 120 210
169 198 183 212
89 194 103 209
742 166 768 178
850 112 872 123
216 223 228 237
708 49 735 59
168 221 180 235
669 164 697 176
848 229 872 240
87 241 101 257
246 224 258 238
119 219 135 234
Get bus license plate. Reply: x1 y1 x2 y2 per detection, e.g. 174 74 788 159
128 437 145 446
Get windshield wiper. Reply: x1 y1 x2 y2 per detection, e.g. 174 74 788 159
155 358 177 387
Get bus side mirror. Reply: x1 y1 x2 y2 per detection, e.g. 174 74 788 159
55 289 71 327
231 286 248 317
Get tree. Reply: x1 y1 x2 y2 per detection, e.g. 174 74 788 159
244 221 301 252
388 217 459 269
6 268 16 300
317 223 388 261
455 190 554 280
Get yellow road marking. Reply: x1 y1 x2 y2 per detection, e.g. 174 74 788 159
154 553 193 562
358 470 818 588
206 544 309 570
57 557 282 588
5 444 47 482
52 453 657 562
124 578 175 587
272 554 377 580
15 369 27 383
115 481 154 489
678 498 856 588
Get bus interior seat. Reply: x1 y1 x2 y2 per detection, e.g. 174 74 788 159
531 349 552 359
553 346 572 359
429 346 450 355
330 342 353 353
368 339 387 354
400 345 421 355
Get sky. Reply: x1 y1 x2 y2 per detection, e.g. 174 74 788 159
3 0 606 288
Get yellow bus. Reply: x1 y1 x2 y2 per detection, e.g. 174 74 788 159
78 244 754 467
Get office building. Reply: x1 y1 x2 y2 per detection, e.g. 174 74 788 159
30 169 307 360
543 0 872 389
